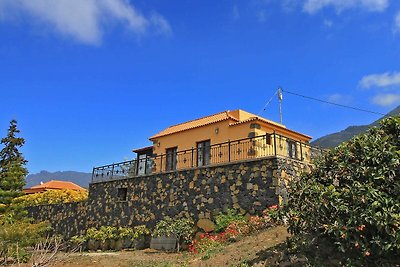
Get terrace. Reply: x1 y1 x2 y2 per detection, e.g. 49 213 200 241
91 132 324 183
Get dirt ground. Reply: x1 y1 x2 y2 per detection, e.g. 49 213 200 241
50 226 289 267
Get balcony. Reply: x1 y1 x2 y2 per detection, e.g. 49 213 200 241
91 132 324 183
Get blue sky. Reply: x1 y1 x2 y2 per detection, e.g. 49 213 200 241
1 0 400 174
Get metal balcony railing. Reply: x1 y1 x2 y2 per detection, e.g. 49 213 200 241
91 132 325 183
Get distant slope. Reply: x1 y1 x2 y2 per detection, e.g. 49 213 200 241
25 171 92 189
311 105 400 148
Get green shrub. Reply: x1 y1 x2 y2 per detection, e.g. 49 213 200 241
0 213 51 263
85 227 102 241
118 227 134 239
132 225 150 240
70 235 86 244
215 209 246 233
11 189 88 208
286 116 400 264
152 216 194 252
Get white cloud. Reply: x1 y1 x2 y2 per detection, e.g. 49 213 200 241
303 0 389 14
395 11 400 33
150 13 172 36
0 0 171 45
371 93 400 106
359 72 400 89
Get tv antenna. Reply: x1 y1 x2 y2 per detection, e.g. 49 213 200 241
278 87 283 124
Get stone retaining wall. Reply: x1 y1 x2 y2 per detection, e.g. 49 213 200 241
28 156 311 238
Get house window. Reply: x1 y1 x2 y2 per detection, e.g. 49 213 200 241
250 123 261 129
197 140 211 167
287 140 297 159
117 188 127 201
166 147 177 171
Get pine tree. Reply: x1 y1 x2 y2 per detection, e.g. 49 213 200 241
0 120 28 205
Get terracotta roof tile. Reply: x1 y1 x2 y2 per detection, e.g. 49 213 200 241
230 117 312 140
229 116 285 128
149 111 239 139
149 109 311 141
28 180 86 191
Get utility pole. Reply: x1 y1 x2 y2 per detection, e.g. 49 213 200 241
278 87 283 124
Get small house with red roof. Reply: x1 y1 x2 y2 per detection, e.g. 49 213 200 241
23 180 87 194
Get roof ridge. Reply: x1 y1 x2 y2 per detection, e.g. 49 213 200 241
226 110 240 121
163 110 231 129
150 110 241 140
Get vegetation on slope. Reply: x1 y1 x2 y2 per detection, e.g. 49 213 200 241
287 116 400 265
311 105 400 148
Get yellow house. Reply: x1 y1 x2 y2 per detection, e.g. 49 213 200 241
134 109 313 173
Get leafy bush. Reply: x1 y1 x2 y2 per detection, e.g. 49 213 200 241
286 116 400 263
11 189 88 208
152 216 194 252
0 212 51 263
263 205 281 224
99 226 118 240
189 232 226 254
118 227 134 239
85 227 102 241
70 235 87 245
84 225 150 243
132 225 150 240
215 209 246 233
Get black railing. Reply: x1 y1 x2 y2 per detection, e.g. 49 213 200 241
91 132 325 183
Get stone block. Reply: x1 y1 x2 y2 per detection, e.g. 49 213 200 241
232 196 238 203
189 181 194 189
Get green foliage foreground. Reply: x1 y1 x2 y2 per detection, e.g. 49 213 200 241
11 189 88 208
286 116 400 264
0 212 51 263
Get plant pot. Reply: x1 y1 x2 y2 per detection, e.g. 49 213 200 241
150 236 177 252
100 240 109 251
132 237 146 250
123 238 132 249
114 239 124 251
87 239 100 251
109 239 117 250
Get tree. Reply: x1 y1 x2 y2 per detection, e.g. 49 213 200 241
286 116 400 264
0 120 28 206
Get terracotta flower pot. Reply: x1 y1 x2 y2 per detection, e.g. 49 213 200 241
123 238 132 249
109 239 117 250
87 239 100 251
113 239 124 251
100 240 109 251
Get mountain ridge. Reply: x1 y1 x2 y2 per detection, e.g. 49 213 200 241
311 105 400 148
25 170 92 189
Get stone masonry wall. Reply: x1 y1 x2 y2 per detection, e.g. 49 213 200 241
27 157 311 238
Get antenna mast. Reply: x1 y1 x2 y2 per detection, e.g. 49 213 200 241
278 87 283 124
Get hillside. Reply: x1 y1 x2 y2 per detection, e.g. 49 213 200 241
311 105 400 148
58 226 290 267
25 170 92 189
